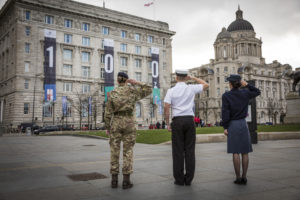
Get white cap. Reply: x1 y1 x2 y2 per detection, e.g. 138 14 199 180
175 69 188 76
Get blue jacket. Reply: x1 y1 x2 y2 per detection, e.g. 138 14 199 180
222 84 261 129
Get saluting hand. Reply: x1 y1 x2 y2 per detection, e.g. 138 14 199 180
126 79 138 85
224 129 228 136
241 80 248 87
167 124 172 132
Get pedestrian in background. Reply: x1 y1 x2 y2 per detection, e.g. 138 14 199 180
164 70 209 186
104 72 152 189
222 74 260 185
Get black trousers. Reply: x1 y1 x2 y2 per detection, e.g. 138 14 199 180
171 116 196 184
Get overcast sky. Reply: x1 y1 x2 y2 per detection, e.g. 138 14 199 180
1 0 299 71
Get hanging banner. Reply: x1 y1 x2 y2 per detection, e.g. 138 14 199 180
151 47 160 105
44 29 56 101
104 39 114 102
62 96 67 116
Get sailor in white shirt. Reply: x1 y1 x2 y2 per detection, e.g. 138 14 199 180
164 69 209 186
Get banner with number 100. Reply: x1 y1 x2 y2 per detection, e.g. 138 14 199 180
44 29 56 101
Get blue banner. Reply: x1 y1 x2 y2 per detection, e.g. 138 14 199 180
62 96 67 116
104 39 114 102
44 29 56 101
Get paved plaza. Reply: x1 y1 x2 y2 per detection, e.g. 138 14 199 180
0 136 299 200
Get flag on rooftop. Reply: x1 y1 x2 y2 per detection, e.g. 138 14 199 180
144 2 154 7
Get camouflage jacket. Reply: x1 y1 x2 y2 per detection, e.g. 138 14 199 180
104 82 152 130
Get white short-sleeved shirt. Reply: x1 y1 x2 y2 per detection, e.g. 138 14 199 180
164 82 203 117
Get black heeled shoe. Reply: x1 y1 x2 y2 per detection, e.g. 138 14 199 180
234 178 242 185
241 177 247 185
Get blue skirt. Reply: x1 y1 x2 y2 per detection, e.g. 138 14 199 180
227 119 253 154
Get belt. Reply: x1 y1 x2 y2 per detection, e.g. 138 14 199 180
114 111 133 116
172 115 194 120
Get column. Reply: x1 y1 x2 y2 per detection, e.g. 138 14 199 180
0 100 3 122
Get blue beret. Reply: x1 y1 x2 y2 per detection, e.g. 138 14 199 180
117 72 128 79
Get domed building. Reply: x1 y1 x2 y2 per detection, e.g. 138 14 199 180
188 6 293 125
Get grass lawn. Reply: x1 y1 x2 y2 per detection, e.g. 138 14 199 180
71 124 300 144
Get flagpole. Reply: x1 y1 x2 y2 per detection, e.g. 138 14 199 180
153 0 156 20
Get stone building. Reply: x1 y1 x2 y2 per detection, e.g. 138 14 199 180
0 0 175 132
175 7 293 125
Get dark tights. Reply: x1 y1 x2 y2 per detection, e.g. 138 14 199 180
233 153 249 178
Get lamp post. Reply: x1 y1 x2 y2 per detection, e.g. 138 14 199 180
32 73 43 132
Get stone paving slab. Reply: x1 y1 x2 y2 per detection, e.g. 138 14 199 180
0 136 299 200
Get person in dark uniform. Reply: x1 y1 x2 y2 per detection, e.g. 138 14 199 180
222 74 261 185
164 70 209 186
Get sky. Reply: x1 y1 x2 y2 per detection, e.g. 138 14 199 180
1 0 299 71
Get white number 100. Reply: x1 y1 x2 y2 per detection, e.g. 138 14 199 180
46 46 53 68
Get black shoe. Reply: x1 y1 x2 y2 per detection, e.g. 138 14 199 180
122 180 133 189
241 177 247 185
111 174 118 188
234 178 242 185
174 181 184 186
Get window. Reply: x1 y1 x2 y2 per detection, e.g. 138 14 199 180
82 66 90 78
24 79 29 89
63 49 72 60
100 84 104 92
163 62 167 71
25 11 30 20
148 48 152 56
63 65 72 76
224 76 228 82
120 43 127 52
82 23 90 31
135 33 140 41
163 38 166 45
24 103 29 114
148 74 152 83
135 72 142 81
82 102 88 117
102 26 109 35
81 52 90 62
25 43 30 53
135 46 141 54
148 61 152 70
120 57 127 66
63 82 72 92
148 35 153 43
225 87 229 92
224 66 228 72
217 77 220 84
217 88 220 97
43 103 52 117
162 50 166 58
63 101 72 117
121 30 127 38
82 37 90 46
45 15 54 24
64 34 72 44
25 26 31 36
82 84 90 93
217 68 219 73
100 68 105 79
101 39 105 48
100 54 105 63
136 102 141 118
24 62 30 72
64 19 72 28
135 59 141 68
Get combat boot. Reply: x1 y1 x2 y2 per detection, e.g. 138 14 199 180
122 174 133 189
111 174 118 188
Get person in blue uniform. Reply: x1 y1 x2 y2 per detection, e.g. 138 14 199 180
222 74 260 185
164 70 209 186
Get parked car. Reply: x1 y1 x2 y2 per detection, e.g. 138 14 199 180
20 123 39 133
265 122 273 125
57 125 74 131
34 125 59 135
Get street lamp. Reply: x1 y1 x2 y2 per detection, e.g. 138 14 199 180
32 73 43 131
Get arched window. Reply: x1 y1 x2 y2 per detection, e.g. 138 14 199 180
136 102 141 118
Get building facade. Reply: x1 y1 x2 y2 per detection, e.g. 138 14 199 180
182 7 293 125
0 0 175 132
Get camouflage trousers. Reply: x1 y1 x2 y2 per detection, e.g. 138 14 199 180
109 115 136 175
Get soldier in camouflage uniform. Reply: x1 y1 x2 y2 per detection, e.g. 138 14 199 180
104 72 152 189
